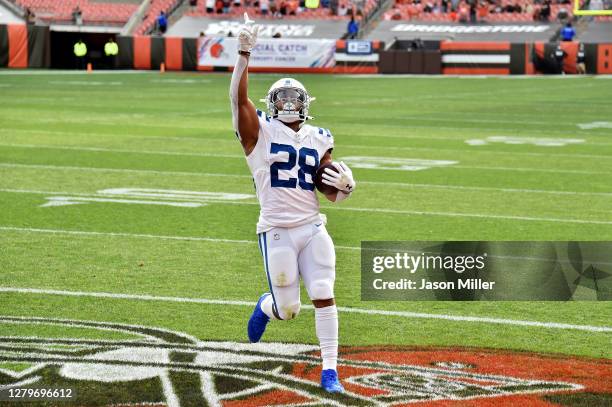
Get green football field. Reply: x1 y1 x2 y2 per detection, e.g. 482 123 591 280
0 71 610 406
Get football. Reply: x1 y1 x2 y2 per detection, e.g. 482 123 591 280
315 163 339 195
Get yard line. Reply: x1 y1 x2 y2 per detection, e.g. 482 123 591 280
3 141 612 162
455 165 608 175
0 226 359 251
5 182 612 200
0 226 255 245
0 163 253 179
326 207 612 225
2 188 612 225
2 164 612 198
3 127 612 146
0 143 241 159
0 287 609 333
357 182 612 198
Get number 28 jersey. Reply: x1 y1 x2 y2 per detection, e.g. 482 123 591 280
245 110 334 234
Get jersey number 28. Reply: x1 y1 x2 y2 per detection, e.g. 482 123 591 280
270 143 319 191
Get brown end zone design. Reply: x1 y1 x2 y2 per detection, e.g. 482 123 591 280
0 316 609 406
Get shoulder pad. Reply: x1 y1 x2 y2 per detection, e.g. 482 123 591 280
256 109 271 123
317 127 332 138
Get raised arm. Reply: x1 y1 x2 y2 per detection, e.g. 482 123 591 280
230 13 260 155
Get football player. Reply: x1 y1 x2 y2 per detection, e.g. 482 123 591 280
229 13 356 394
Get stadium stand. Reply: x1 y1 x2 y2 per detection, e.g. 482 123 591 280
134 0 183 35
383 0 575 23
184 0 381 20
10 0 140 25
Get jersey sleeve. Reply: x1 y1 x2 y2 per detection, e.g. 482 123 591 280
317 127 334 153
256 109 272 127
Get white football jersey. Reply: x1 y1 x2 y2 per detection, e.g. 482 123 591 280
245 109 334 234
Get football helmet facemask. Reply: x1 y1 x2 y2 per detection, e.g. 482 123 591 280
261 78 315 123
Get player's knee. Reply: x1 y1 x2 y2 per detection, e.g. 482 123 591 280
312 232 336 269
268 247 298 287
277 301 301 320
308 279 334 301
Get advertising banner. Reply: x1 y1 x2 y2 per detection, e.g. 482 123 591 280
197 37 336 70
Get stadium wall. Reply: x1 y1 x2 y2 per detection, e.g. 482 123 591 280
1 30 610 75
0 24 50 68
117 36 198 71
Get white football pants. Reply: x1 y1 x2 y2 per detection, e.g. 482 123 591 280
257 222 336 320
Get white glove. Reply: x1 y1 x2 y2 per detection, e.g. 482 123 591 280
322 161 356 194
238 13 258 53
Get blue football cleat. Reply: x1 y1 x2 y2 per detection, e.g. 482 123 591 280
321 369 344 393
247 293 271 343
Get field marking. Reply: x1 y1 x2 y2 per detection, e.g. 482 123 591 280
37 188 255 208
4 141 612 163
577 121 612 130
2 161 611 187
2 148 612 177
0 226 259 246
4 184 612 201
3 186 612 225
341 156 457 171
465 136 585 147
41 197 205 208
48 81 123 86
3 223 612 267
4 127 612 148
0 163 253 179
0 287 609 334
3 178 612 202
357 182 612 198
0 226 358 251
0 143 241 159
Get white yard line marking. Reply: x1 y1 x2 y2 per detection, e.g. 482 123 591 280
3 142 612 162
0 143 241 159
2 158 611 181
3 127 612 147
0 226 358 251
0 287 609 333
455 165 608 175
48 81 123 86
357 182 612 198
40 196 205 208
0 226 258 246
1 173 611 200
2 186 612 224
330 207 612 225
0 163 253 179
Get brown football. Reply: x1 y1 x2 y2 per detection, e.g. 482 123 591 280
315 163 339 195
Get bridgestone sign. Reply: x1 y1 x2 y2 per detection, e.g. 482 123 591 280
391 24 551 33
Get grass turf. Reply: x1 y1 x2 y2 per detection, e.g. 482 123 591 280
0 71 610 363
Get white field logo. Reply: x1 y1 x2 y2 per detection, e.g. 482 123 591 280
40 188 255 208
465 136 585 147
0 316 585 407
341 156 457 171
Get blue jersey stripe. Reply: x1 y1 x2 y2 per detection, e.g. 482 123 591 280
260 232 280 318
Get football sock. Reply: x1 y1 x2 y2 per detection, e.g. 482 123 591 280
315 305 338 371
260 293 280 320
